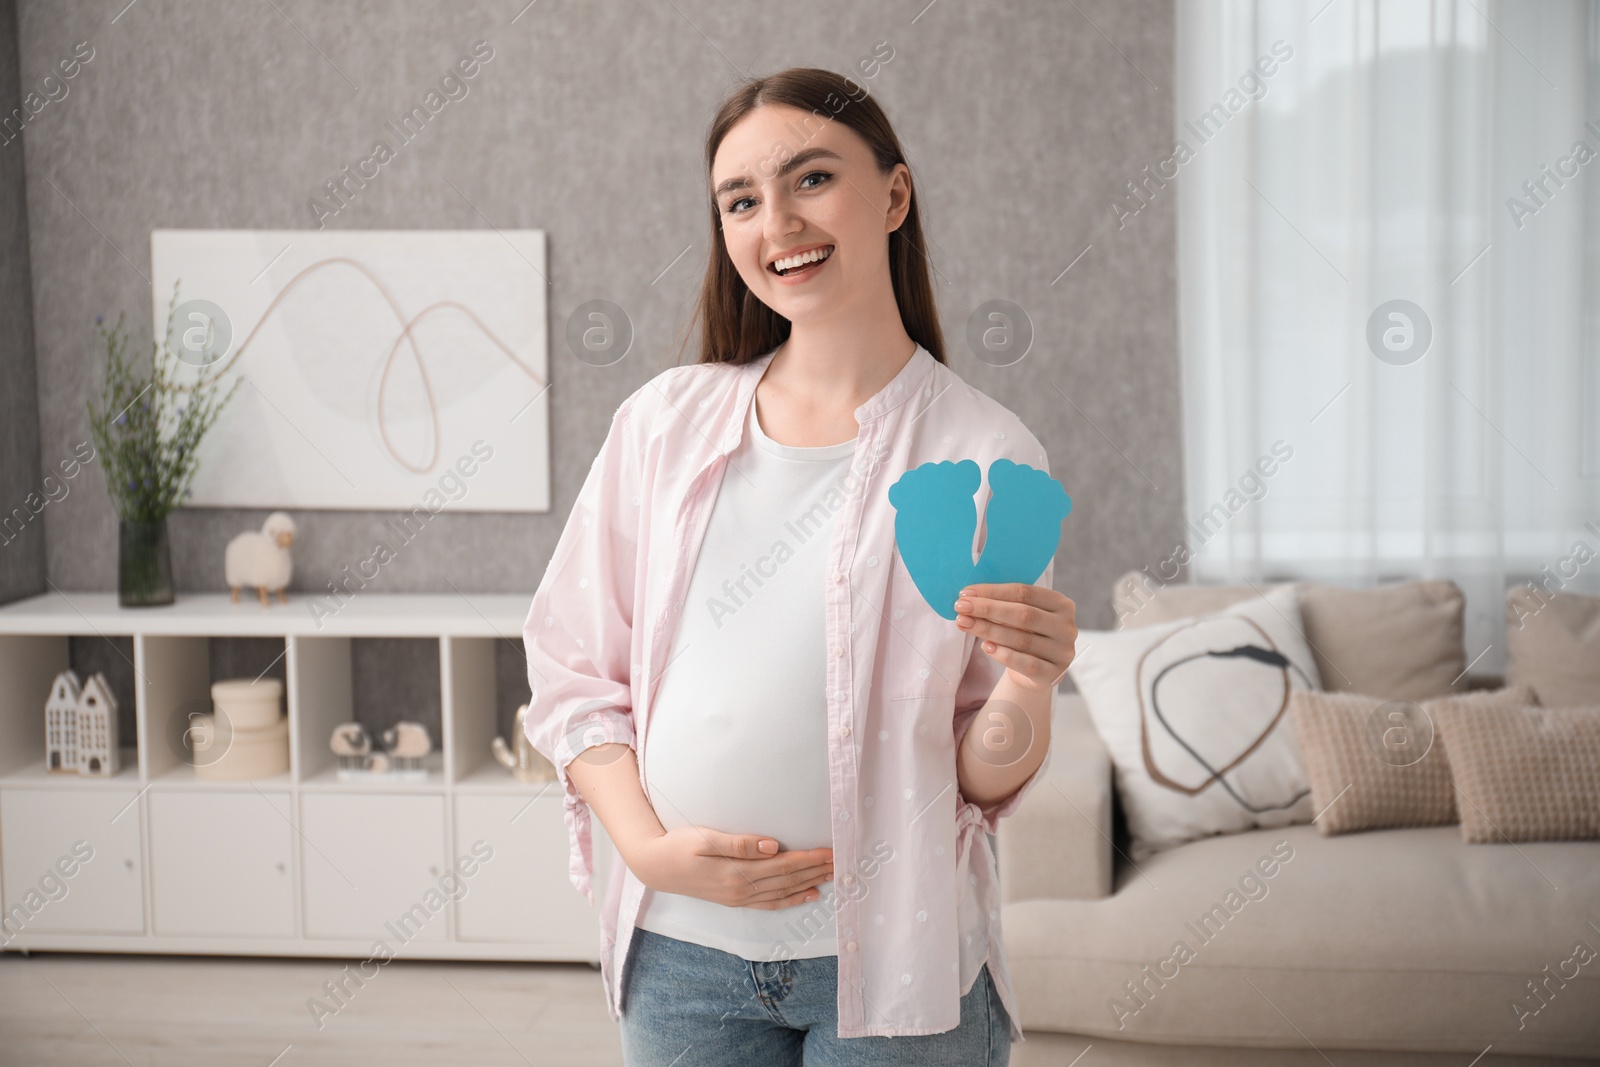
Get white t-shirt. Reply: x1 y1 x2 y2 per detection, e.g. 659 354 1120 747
635 395 857 962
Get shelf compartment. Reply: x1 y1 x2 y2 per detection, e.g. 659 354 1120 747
148 790 295 937
454 791 607 947
447 632 556 789
292 635 445 788
0 632 140 783
0 786 146 935
300 792 448 943
137 633 289 785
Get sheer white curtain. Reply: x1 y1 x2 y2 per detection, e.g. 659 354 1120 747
1176 0 1600 673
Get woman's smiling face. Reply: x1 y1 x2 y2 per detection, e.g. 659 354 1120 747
711 103 910 320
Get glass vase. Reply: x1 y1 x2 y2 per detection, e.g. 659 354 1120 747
119 517 175 607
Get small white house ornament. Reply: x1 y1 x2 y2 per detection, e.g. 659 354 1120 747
226 511 297 606
45 669 120 776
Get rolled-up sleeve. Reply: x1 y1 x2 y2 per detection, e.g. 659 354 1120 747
522 389 644 905
951 440 1059 835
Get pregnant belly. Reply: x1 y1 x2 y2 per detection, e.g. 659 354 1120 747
643 701 834 851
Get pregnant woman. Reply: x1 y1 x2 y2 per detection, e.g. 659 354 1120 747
522 66 1078 1066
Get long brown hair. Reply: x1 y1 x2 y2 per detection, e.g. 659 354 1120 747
676 67 946 368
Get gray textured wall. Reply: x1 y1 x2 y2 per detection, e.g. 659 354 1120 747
1 0 43 604
10 0 1180 639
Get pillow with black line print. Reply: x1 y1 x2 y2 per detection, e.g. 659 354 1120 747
1067 583 1323 861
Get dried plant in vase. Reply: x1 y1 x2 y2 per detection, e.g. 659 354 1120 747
86 281 241 606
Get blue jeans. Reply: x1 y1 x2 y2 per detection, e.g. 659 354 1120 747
618 927 1011 1066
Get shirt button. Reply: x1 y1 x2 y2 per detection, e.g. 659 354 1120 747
833 646 844 657
843 875 857 887
846 941 858 951
839 723 851 738
832 572 844 583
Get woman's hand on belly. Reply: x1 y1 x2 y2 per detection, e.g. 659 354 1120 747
631 826 834 910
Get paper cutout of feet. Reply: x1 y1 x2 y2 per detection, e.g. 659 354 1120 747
887 459 1072 621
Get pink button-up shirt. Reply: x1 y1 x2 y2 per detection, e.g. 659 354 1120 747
522 343 1055 1041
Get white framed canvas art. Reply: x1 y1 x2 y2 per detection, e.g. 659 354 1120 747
150 229 550 513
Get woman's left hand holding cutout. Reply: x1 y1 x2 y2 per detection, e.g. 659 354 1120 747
954 583 1077 690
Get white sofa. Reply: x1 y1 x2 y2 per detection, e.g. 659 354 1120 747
996 691 1600 1064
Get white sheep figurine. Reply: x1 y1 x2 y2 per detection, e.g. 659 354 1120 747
226 511 297 606
329 722 372 773
381 721 432 774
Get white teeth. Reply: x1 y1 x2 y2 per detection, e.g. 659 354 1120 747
773 245 833 273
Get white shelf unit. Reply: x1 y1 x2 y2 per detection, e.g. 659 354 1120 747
0 591 608 961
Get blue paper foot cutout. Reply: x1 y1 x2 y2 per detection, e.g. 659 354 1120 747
888 459 1072 620
887 461 982 622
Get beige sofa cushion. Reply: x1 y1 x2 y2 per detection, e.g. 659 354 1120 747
1433 701 1600 843
1002 823 1600 1056
1069 586 1321 860
1290 686 1538 835
1113 571 1279 627
998 695 1115 903
1506 586 1600 706
1113 573 1467 702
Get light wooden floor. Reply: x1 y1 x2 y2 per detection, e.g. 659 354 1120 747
0 952 625 1066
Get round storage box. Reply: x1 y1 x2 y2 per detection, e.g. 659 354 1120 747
211 677 283 731
193 713 289 781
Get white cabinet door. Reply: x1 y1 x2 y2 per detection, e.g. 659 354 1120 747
0 788 145 935
148 791 294 937
453 793 607 950
300 792 447 943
